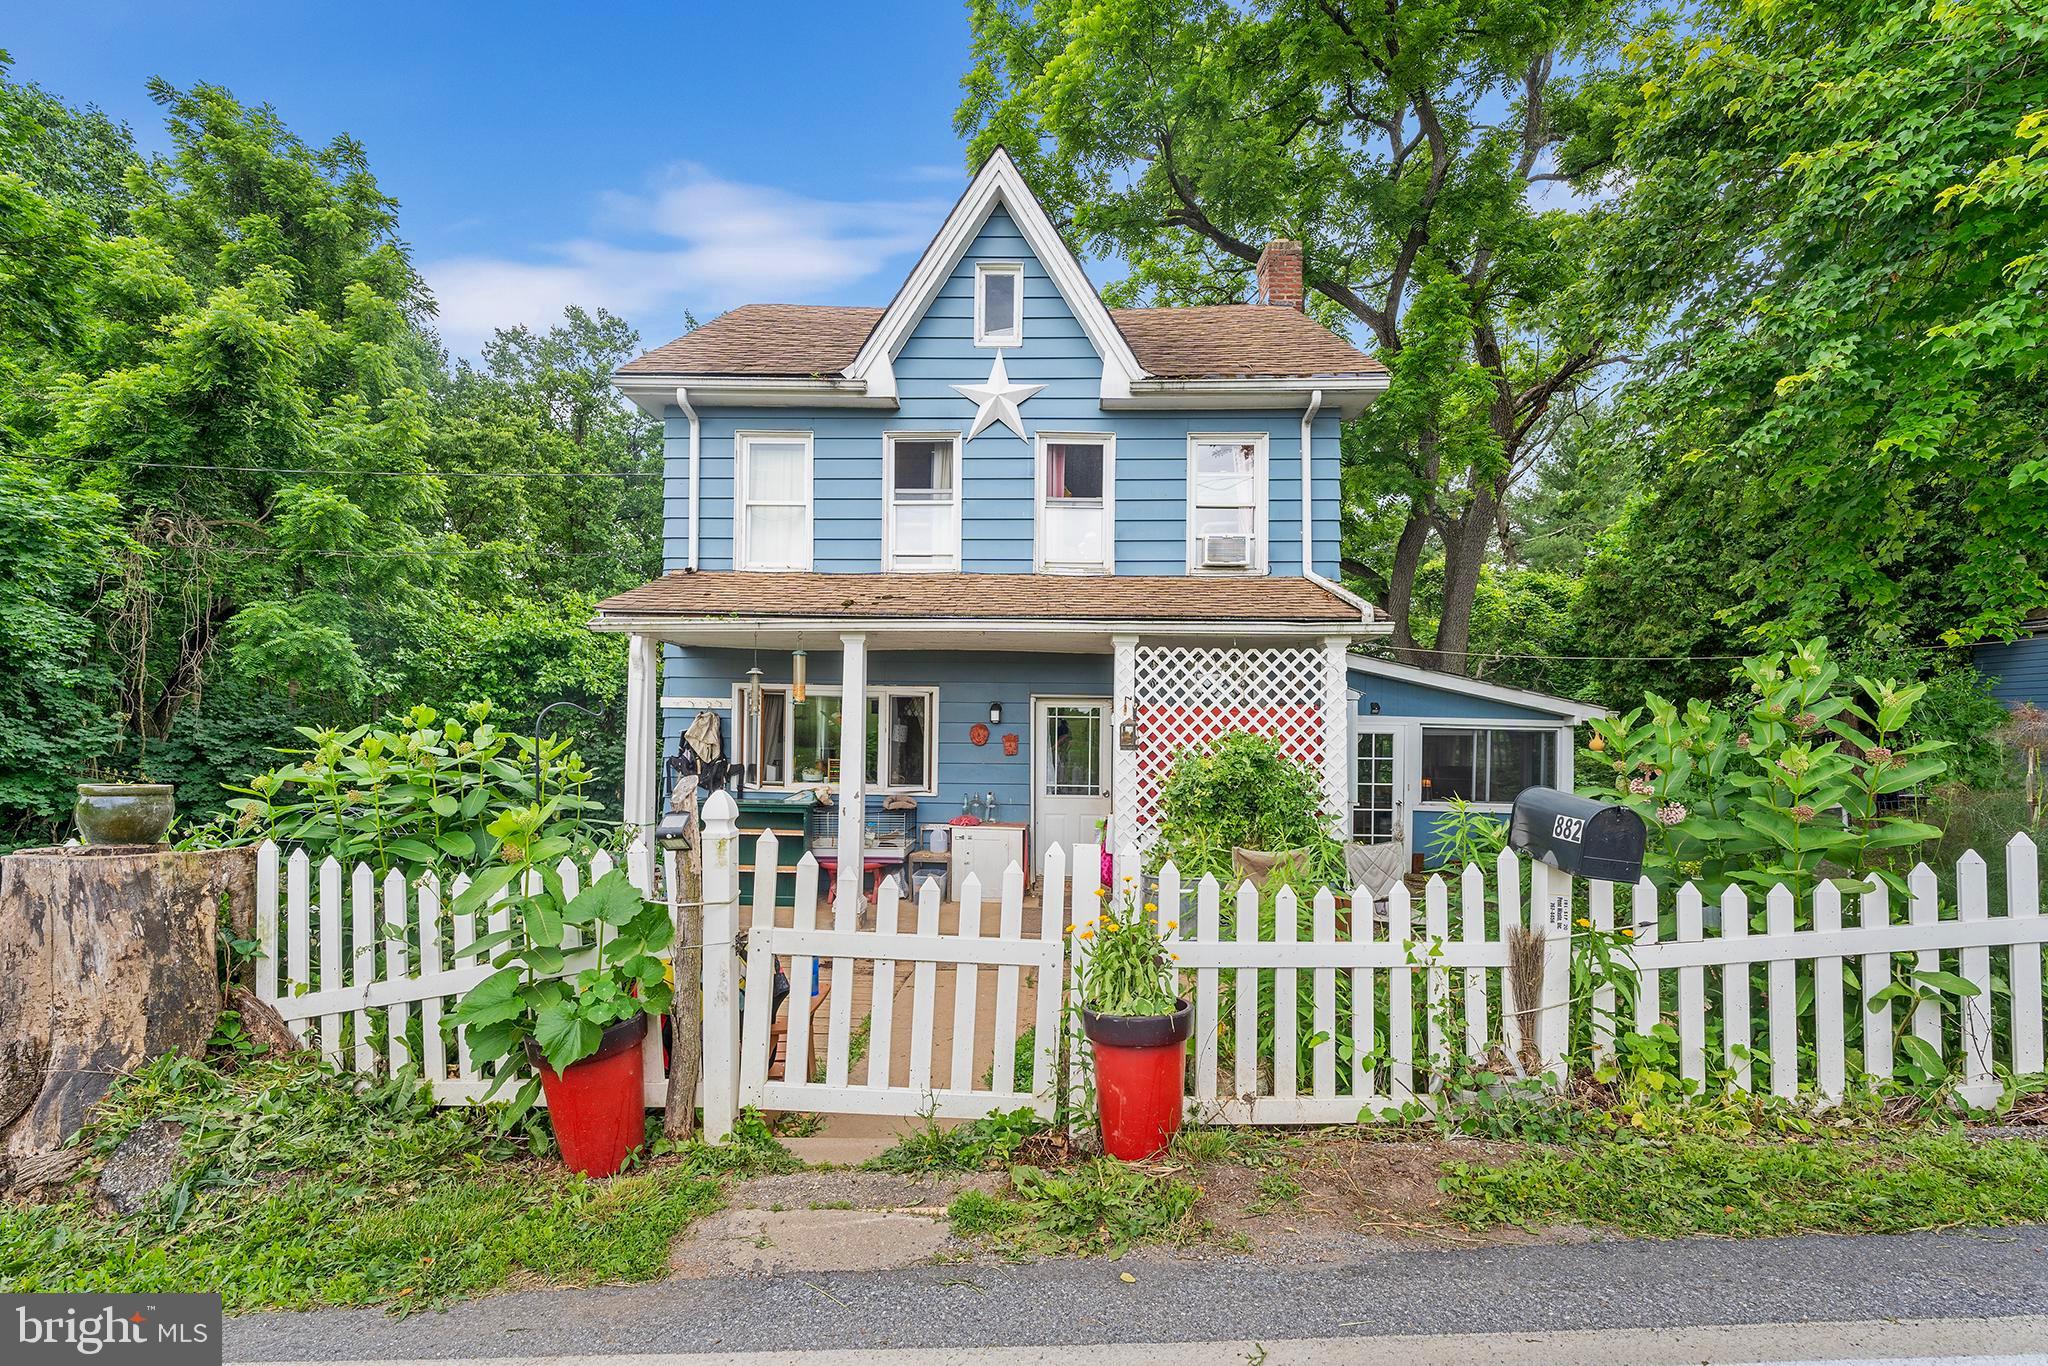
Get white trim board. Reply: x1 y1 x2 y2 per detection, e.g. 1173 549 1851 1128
1347 652 1610 722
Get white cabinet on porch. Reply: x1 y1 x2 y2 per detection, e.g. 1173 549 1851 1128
949 823 1026 901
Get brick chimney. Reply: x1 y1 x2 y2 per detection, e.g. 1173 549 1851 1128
1255 239 1304 309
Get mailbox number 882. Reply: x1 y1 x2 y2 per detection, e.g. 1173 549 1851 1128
1551 813 1585 845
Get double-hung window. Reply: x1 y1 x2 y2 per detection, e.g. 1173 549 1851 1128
1419 727 1557 806
736 431 812 570
975 261 1023 348
1188 434 1267 572
743 686 936 794
1037 434 1112 572
885 434 960 572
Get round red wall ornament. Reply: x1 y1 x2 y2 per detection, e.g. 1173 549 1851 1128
1001 732 1020 756
969 723 991 747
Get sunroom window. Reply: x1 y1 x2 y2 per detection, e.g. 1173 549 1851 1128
736 432 811 570
886 435 960 571
975 261 1023 347
1038 436 1110 571
1418 727 1555 805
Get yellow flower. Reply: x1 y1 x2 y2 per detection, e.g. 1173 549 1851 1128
1621 927 1636 938
1170 953 1180 961
1166 920 1178 930
1144 902 1158 913
1094 887 1107 898
1079 928 1094 939
1575 917 1591 928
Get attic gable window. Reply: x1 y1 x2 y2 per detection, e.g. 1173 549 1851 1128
975 261 1023 348
736 431 812 571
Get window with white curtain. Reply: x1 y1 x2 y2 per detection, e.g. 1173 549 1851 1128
885 434 960 571
975 261 1023 347
1188 434 1267 572
742 686 936 794
1037 435 1112 571
736 432 812 570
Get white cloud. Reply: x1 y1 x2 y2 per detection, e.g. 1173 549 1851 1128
423 164 944 356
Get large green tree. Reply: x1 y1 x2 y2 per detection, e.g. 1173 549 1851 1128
1576 0 2048 650
958 0 1637 670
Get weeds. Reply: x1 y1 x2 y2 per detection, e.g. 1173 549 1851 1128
948 1160 1202 1256
864 1107 1048 1174
1443 1132 2048 1237
0 1056 790 1311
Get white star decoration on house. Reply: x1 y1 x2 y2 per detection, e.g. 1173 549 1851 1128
951 351 1043 441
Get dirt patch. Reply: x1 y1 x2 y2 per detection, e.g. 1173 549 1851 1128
1183 1134 1603 1257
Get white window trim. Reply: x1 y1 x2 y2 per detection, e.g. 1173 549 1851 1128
733 430 814 571
1033 431 1116 574
973 260 1025 348
882 431 964 573
1413 721 1565 811
1350 720 1405 842
733 683 941 796
1185 431 1271 575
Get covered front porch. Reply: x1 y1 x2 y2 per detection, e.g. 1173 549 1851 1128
592 571 1370 915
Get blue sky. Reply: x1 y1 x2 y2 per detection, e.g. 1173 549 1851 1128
6 1 999 354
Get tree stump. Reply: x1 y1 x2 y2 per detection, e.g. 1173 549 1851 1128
0 844 255 1185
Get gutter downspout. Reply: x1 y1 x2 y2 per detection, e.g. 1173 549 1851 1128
674 386 701 570
1297 390 1376 623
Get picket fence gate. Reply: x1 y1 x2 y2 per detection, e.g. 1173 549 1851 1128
252 796 2046 1141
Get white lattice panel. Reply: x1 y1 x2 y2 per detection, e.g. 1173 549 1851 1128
1122 644 1332 849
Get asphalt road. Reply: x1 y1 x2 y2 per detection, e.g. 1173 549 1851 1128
225 1225 2048 1362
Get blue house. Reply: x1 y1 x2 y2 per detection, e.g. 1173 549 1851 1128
596 151 1601 891
1974 612 2048 710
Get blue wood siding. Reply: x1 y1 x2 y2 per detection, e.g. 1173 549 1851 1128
1349 669 1567 722
664 206 1340 579
1975 637 2047 709
660 643 1110 832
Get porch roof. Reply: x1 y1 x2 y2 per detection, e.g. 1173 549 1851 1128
590 571 1368 637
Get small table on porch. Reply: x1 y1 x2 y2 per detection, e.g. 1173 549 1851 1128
813 848 907 912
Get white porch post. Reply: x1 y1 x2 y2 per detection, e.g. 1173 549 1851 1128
1321 635 1351 834
835 632 868 914
1111 634 1139 851
623 633 660 839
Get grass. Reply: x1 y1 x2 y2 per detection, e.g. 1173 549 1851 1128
948 1159 1202 1257
864 1107 1049 1174
1442 1132 2048 1237
0 1051 793 1312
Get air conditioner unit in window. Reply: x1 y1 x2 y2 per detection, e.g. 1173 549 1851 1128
1200 532 1255 569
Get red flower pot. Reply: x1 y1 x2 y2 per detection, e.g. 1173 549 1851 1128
1083 1001 1193 1161
527 1015 648 1178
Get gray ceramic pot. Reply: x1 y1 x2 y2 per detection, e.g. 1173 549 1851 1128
74 783 177 845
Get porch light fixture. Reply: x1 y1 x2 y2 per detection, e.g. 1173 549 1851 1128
988 700 1003 725
791 649 808 703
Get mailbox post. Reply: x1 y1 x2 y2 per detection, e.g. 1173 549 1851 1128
1505 788 1648 1078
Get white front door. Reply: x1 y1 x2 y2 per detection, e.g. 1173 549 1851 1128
1032 696 1113 861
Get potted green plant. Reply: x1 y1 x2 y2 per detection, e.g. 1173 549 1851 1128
451 803 672 1177
75 757 176 846
1076 888 1190 1160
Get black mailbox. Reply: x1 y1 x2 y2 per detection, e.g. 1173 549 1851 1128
1507 787 1646 884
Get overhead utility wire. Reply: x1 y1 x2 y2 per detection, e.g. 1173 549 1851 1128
34 454 662 481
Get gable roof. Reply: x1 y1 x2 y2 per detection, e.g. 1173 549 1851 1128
619 305 881 378
616 149 1388 410
619 301 1384 382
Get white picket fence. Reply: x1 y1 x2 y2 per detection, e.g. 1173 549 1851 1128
252 800 2046 1139
251 834 673 1107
